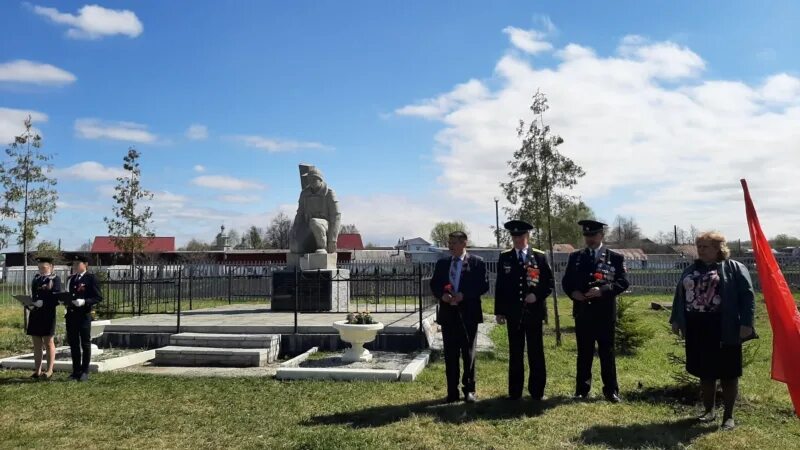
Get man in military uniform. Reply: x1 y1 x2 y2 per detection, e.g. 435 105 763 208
289 167 341 254
64 255 103 382
430 231 489 403
562 220 629 402
494 220 554 401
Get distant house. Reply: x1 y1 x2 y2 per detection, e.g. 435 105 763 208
336 233 364 250
395 237 433 253
92 236 176 254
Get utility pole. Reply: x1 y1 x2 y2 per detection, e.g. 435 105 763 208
494 197 500 248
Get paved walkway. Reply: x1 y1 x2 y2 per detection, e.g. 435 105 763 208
104 303 436 335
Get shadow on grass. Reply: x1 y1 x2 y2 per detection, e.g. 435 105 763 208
0 374 75 385
626 384 700 406
304 395 571 428
579 417 716 450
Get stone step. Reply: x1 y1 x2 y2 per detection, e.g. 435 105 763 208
154 346 277 367
169 333 280 349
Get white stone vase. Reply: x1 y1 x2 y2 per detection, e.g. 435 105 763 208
333 320 384 362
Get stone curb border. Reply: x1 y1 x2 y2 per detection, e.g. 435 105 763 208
0 348 155 373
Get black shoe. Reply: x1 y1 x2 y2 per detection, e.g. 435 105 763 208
78 373 89 382
68 372 80 380
721 418 736 430
445 394 460 404
605 393 622 403
573 393 588 400
30 373 40 379
530 394 546 402
508 394 522 401
465 392 477 403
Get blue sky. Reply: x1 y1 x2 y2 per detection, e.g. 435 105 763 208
1 1 799 250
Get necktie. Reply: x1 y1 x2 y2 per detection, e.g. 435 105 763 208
518 251 525 265
591 249 596 261
449 258 459 291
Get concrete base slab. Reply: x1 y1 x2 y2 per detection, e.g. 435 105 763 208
274 350 430 382
276 367 400 381
0 348 155 373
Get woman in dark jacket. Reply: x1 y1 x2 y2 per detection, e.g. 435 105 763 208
26 257 62 380
670 231 755 430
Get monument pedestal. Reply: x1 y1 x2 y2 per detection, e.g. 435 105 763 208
271 268 350 312
286 252 337 271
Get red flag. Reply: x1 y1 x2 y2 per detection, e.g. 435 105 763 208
741 179 800 416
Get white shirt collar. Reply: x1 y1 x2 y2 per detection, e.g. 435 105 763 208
588 243 604 253
515 247 528 256
452 252 467 261
76 271 87 277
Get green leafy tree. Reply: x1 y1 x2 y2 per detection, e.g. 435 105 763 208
104 147 154 270
430 221 469 247
501 90 587 250
180 238 212 251
35 240 61 262
0 116 58 294
501 90 587 345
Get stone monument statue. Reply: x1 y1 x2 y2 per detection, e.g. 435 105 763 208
272 164 349 312
289 165 341 255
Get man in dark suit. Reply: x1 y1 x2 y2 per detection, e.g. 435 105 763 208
562 220 630 402
64 255 103 382
494 220 554 401
430 231 489 403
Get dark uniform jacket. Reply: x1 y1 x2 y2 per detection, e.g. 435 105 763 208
562 246 629 322
494 247 554 321
65 272 103 315
430 254 489 326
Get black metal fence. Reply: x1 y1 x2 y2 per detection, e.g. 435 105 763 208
94 263 439 321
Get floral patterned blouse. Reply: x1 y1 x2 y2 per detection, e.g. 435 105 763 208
682 263 722 313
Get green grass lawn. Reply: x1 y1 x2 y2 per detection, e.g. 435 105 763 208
1 294 799 449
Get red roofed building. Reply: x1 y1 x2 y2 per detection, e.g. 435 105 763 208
336 233 364 250
91 236 176 253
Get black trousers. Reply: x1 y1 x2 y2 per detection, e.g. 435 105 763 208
441 320 479 397
574 314 618 396
66 313 92 374
507 315 546 399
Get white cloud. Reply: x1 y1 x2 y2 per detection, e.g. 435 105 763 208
185 124 208 140
150 191 188 208
192 175 265 191
193 165 206 173
395 24 800 240
618 36 705 80
75 118 157 143
0 107 47 144
760 73 800 103
31 4 143 39
395 79 490 120
217 194 261 204
233 135 332 152
52 161 126 181
502 26 553 55
0 60 76 86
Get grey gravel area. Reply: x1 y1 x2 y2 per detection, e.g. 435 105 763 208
119 362 279 377
300 351 415 370
18 348 143 362
429 314 496 354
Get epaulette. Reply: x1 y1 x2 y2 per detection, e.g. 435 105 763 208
530 247 546 254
